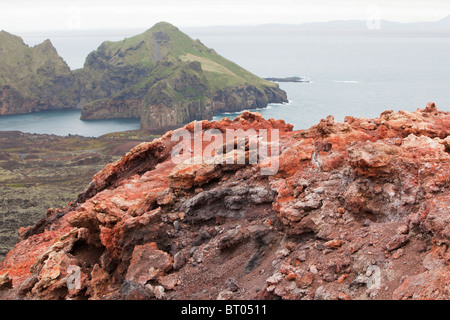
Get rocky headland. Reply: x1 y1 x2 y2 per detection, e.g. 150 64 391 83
0 102 448 300
76 22 287 129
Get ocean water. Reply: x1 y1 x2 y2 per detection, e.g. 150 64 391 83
0 109 140 137
1 32 449 136
204 33 450 129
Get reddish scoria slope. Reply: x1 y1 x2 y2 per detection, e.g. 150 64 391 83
0 103 449 300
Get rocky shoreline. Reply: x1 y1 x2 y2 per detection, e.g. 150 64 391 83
0 103 449 300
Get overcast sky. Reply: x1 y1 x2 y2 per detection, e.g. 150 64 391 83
1 0 450 32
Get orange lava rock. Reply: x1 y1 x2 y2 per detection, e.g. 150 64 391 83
337 274 349 284
286 273 298 281
338 292 351 300
324 239 344 249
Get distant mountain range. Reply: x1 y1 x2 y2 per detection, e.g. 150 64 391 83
17 15 450 41
182 15 450 36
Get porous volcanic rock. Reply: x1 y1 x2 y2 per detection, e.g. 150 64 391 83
0 103 449 300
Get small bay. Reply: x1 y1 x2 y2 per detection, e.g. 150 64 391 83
0 109 140 137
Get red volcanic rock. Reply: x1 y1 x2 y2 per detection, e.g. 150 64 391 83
125 242 173 285
324 239 344 249
0 104 449 300
386 234 410 252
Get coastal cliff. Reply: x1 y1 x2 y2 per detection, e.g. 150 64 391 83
0 31 78 115
76 22 287 129
0 103 449 300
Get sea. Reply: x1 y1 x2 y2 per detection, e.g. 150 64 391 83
1 30 449 137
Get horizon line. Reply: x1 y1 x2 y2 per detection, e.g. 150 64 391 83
4 13 450 36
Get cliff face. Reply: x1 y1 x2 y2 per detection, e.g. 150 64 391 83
1 103 448 300
0 31 78 115
138 58 212 129
211 85 288 113
77 22 287 129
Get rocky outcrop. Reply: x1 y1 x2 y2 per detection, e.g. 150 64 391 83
0 31 78 115
0 103 448 300
211 85 287 113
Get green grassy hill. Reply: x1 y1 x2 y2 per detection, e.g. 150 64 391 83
77 22 287 129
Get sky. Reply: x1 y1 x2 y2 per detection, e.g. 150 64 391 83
1 0 450 33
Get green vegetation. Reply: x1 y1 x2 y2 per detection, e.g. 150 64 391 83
77 22 286 129
6 183 26 188
0 31 77 114
102 22 276 91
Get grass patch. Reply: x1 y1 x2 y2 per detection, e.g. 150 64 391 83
7 183 26 188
